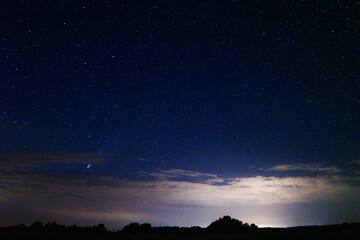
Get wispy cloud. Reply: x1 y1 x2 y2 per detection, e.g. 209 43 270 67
262 163 343 173
348 160 360 167
140 169 224 183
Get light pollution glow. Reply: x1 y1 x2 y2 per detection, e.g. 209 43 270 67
0 153 360 229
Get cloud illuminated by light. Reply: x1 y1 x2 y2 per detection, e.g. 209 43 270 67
348 160 360 167
262 163 343 173
1 153 359 229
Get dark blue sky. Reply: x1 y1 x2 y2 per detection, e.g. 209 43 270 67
1 0 359 229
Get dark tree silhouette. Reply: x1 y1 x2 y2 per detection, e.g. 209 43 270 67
122 222 141 233
29 221 42 231
207 215 242 232
207 216 257 232
251 223 258 229
44 222 65 232
140 223 152 232
94 223 107 232
4 224 27 232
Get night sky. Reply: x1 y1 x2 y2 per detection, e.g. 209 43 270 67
1 0 360 230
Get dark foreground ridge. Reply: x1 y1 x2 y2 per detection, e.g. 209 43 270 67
1 216 359 240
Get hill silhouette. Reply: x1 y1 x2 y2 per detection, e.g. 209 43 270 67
1 216 359 240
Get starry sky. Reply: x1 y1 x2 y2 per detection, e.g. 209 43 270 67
1 0 360 230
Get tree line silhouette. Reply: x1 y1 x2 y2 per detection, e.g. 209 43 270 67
1 216 258 234
1 216 359 240
1 221 107 233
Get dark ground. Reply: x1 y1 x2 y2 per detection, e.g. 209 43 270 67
1 225 360 240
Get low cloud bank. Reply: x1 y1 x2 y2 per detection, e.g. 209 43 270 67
0 153 359 229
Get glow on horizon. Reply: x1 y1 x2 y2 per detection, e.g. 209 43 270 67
1 156 360 229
